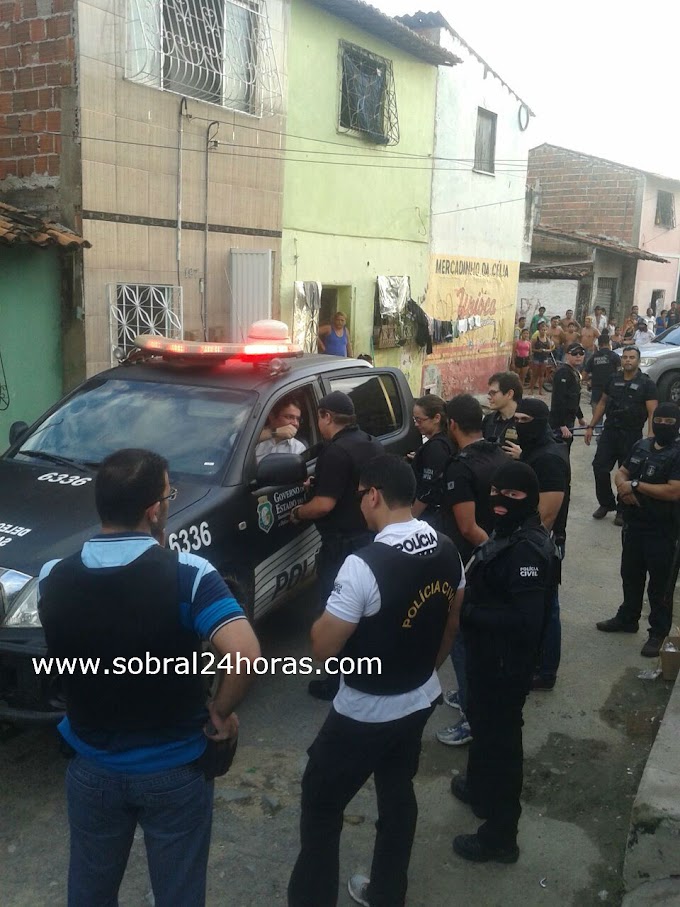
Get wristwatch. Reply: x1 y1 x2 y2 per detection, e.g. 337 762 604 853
271 428 278 440
630 480 640 491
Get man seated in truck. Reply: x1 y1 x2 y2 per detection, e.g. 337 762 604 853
256 395 307 463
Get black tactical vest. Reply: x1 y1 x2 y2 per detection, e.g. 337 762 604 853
625 438 680 526
342 534 462 695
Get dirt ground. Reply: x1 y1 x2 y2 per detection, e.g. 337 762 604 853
0 428 675 906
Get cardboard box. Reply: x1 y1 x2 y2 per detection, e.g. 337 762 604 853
660 625 680 681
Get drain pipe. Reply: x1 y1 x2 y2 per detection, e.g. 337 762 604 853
202 120 220 341
176 98 189 290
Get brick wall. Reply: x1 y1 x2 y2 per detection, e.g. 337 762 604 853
0 0 75 194
528 144 642 245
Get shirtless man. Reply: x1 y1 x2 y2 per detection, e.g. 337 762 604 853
561 309 580 331
580 315 600 353
549 316 566 362
564 320 581 348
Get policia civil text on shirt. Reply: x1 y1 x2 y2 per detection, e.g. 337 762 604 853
513 399 570 691
451 460 555 864
288 456 464 907
583 332 620 409
290 391 383 700
585 345 658 522
38 448 260 907
596 403 680 657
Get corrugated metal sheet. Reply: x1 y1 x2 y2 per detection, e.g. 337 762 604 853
533 225 669 263
0 202 91 250
229 249 273 341
307 0 460 67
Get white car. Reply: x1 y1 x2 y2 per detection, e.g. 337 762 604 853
617 326 680 402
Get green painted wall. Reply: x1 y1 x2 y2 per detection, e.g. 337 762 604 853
0 247 62 449
282 0 437 374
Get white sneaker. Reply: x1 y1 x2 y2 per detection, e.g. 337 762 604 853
443 688 462 711
436 720 473 746
347 874 370 906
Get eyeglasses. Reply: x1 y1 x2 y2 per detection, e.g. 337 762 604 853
159 487 178 502
487 389 502 397
356 486 381 502
413 415 433 425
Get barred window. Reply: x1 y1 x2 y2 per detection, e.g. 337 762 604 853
655 190 676 229
109 283 183 362
474 108 497 174
125 0 281 117
339 41 399 146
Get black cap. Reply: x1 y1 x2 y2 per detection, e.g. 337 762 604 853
318 391 355 416
566 342 586 355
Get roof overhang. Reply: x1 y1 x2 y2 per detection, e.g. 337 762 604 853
307 0 461 66
534 225 669 263
0 202 90 250
520 262 592 280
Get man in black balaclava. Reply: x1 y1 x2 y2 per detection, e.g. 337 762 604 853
597 402 680 657
510 398 570 691
451 461 555 864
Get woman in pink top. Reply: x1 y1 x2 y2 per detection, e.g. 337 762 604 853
513 328 531 386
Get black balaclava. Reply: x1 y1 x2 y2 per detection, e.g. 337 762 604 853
514 398 550 450
490 461 540 535
652 403 680 447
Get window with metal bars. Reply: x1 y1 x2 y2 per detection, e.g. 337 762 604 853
125 0 281 117
339 42 399 146
594 277 618 310
655 190 676 229
474 108 497 174
108 283 183 362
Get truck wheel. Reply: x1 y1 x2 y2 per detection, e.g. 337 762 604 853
658 372 680 404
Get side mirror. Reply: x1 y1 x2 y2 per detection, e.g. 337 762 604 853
254 453 307 488
9 421 28 446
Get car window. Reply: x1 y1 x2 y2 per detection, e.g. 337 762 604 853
249 383 319 474
654 326 680 346
13 378 255 480
328 373 402 437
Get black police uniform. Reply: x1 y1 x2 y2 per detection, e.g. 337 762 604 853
442 439 508 564
313 424 383 601
462 515 554 850
410 431 454 529
549 363 583 440
482 411 518 448
288 533 462 907
592 371 658 512
615 438 680 639
585 348 620 407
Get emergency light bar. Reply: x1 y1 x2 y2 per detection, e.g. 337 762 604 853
134 321 302 362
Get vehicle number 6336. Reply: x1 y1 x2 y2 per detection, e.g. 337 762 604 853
167 522 212 552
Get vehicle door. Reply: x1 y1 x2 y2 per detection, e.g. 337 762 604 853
239 381 323 620
321 367 421 454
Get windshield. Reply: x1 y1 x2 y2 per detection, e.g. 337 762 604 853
12 378 255 480
653 326 680 347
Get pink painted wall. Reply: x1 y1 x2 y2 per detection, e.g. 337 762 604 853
635 178 680 312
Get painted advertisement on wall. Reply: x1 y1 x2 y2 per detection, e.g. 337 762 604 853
422 255 519 398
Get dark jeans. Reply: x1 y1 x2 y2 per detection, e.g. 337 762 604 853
316 532 373 609
288 704 435 907
592 426 641 511
536 586 561 680
450 631 468 714
66 756 213 907
617 521 677 638
465 676 528 849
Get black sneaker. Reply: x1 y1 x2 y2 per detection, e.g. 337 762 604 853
307 677 340 700
596 617 639 633
592 505 614 519
641 636 663 658
531 674 556 691
613 512 624 527
453 833 519 864
450 777 488 819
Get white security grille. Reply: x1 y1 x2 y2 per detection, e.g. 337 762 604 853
126 0 281 117
109 284 183 362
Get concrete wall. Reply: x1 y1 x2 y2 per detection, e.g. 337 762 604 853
418 27 531 396
635 176 680 312
529 144 642 245
281 0 437 380
517 279 578 321
76 0 288 373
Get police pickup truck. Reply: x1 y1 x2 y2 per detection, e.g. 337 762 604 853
0 321 420 722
